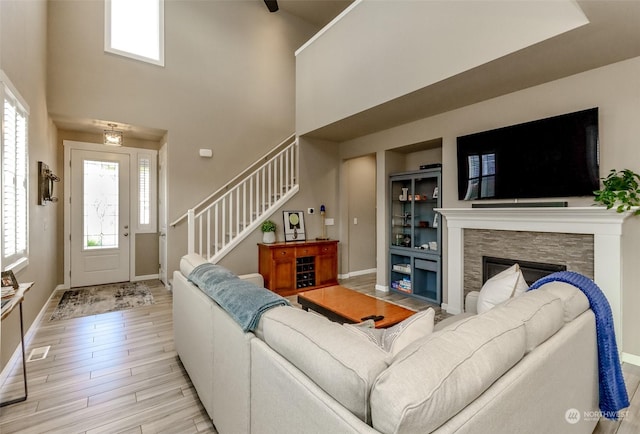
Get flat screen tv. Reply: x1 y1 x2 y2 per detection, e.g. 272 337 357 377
457 108 600 201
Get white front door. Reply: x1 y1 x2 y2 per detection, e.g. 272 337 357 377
70 149 130 287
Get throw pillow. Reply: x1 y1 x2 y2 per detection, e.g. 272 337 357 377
344 308 435 357
476 263 529 314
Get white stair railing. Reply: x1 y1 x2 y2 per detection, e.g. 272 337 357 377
184 137 298 263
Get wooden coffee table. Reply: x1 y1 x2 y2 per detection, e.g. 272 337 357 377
297 285 415 328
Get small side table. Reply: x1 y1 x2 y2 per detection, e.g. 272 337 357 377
1 281 34 407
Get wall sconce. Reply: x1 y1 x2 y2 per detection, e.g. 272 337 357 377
104 123 123 146
38 161 60 205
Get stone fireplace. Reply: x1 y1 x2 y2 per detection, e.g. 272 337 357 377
437 207 633 353
463 229 591 299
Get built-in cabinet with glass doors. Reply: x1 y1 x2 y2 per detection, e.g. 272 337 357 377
389 168 442 304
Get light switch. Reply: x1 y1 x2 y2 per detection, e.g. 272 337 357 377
353 217 358 225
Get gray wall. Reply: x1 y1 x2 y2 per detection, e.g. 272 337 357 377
336 56 640 358
47 0 319 279
0 0 59 371
295 0 587 135
219 138 341 275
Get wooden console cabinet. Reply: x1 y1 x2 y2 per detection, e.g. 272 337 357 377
258 240 338 296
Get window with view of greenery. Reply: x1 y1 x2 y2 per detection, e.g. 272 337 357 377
105 0 164 66
1 71 29 272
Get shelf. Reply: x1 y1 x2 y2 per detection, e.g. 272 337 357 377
392 264 411 274
389 168 442 305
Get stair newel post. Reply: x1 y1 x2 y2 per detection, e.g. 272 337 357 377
187 209 195 255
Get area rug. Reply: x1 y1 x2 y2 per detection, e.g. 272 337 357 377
50 282 154 321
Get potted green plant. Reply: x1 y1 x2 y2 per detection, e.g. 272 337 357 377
261 219 277 243
593 168 640 215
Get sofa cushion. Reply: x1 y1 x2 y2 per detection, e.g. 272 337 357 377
487 289 564 353
343 308 435 357
370 312 526 434
476 263 529 313
433 311 475 332
259 306 390 423
538 280 590 322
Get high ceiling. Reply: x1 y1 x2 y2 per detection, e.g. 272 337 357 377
51 1 354 142
53 0 640 142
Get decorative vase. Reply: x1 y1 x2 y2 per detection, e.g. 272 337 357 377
400 188 409 201
263 231 276 244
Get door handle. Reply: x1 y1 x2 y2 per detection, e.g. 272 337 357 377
124 233 129 237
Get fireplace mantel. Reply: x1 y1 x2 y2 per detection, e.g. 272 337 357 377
437 207 631 233
437 206 635 354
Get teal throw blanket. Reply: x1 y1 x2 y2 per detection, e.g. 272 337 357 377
188 263 290 332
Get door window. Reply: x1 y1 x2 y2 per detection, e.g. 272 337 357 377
83 160 119 250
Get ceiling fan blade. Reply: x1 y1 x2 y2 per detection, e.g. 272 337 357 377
264 0 279 13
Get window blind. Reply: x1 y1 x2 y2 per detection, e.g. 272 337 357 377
2 84 28 269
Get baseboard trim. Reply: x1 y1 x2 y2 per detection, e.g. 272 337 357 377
442 302 462 315
338 268 376 280
375 284 389 292
622 352 640 367
0 285 59 387
133 274 159 282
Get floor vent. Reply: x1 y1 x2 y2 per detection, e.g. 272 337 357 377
27 346 50 362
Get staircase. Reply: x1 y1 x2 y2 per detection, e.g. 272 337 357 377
171 135 299 263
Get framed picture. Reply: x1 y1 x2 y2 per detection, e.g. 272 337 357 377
2 270 18 289
283 210 306 242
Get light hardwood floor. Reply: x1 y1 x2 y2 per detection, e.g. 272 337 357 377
1 275 639 433
0 280 216 434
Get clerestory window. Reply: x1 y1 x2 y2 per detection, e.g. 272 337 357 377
105 0 165 66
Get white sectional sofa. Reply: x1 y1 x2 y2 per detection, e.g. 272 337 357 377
173 254 600 434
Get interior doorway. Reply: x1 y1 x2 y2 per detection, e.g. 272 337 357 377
344 154 377 275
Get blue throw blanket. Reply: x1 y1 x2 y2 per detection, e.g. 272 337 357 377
529 271 629 419
188 263 290 332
